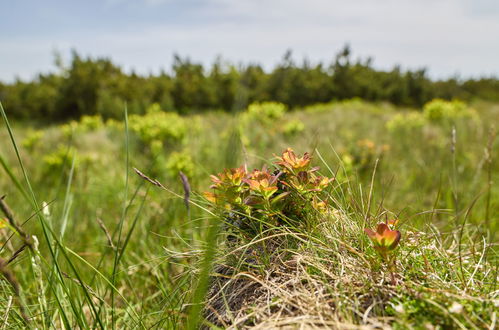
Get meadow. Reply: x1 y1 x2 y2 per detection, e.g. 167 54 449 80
0 98 497 328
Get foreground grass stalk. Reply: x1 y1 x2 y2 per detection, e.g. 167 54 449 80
111 103 130 329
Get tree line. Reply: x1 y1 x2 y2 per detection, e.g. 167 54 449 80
1 46 498 121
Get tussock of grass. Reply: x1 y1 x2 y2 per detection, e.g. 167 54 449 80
197 149 497 328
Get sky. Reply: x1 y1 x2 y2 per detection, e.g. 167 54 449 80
1 0 499 82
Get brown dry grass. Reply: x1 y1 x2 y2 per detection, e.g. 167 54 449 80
198 210 496 329
203 226 398 329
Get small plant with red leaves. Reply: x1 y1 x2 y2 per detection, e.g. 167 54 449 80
204 148 334 235
365 221 402 285
244 170 278 199
275 148 313 174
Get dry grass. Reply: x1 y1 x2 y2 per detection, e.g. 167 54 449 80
200 207 497 329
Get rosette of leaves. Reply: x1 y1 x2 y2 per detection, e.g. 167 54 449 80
364 221 402 285
364 222 401 260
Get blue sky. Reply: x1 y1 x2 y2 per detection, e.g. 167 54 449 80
1 0 499 82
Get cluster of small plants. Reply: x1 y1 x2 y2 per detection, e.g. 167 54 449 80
204 147 404 284
204 148 332 234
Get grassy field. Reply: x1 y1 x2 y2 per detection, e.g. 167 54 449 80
0 99 497 328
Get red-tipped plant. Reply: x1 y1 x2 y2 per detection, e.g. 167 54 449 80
244 169 279 200
275 148 312 174
365 222 401 284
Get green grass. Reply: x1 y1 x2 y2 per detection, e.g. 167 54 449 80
0 99 497 328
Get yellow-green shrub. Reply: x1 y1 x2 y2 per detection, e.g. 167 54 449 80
129 104 187 146
282 119 305 136
246 102 287 123
105 118 125 130
386 112 426 132
60 115 104 137
43 146 77 170
22 130 44 151
79 115 104 131
237 102 287 148
165 151 196 178
423 99 476 122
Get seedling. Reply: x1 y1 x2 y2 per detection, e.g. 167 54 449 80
365 222 401 285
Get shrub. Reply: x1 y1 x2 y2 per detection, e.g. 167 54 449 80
59 115 104 137
129 104 187 146
105 118 125 130
246 102 287 124
42 146 78 173
386 112 426 132
282 119 305 136
60 121 79 137
237 102 288 148
22 130 44 151
79 115 104 131
165 151 196 179
423 99 476 122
